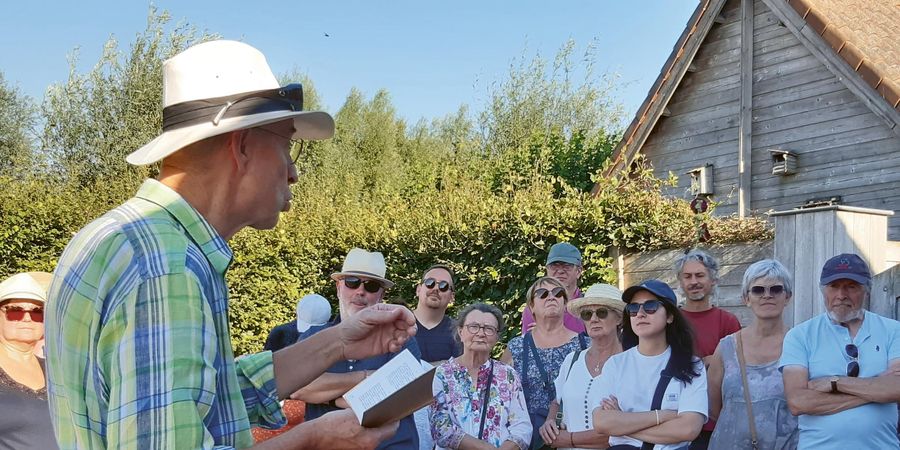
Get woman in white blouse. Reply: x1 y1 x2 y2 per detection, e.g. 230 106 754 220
539 284 624 449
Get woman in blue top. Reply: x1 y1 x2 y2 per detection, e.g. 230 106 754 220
593 280 707 450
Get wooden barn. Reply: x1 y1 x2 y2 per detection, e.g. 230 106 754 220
599 0 900 238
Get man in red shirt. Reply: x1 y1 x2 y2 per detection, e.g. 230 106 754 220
675 249 741 450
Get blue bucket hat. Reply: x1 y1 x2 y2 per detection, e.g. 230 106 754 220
546 242 582 266
622 279 678 306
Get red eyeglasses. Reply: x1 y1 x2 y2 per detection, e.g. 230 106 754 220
1 306 44 323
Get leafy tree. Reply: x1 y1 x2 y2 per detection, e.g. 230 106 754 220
0 73 38 175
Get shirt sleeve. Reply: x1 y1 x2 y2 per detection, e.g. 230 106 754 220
430 365 466 449
553 352 575 403
723 310 743 335
97 272 262 449
506 367 533 450
779 326 809 371
235 351 285 429
676 361 709 422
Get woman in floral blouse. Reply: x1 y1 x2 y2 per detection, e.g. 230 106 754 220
431 303 532 449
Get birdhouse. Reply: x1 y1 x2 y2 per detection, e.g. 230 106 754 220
770 149 797 176
687 164 714 196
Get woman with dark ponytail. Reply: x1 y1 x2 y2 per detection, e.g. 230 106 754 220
593 280 707 450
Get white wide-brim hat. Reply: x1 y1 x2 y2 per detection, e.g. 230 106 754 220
567 283 626 316
126 40 335 166
0 272 53 304
330 248 394 289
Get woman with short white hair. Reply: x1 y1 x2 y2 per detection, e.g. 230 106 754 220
707 259 799 450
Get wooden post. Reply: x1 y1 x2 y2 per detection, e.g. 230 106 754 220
772 206 894 326
738 0 754 218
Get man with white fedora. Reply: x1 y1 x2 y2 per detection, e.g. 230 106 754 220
292 248 423 449
46 40 416 449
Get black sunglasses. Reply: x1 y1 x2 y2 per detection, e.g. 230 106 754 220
625 299 664 317
579 307 610 321
422 278 452 292
749 285 785 296
846 344 860 377
534 287 566 301
343 276 383 294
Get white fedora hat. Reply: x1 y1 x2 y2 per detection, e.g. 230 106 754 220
330 248 394 289
0 272 53 304
567 283 626 316
126 40 335 166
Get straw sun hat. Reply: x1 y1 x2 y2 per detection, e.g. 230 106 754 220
567 283 626 316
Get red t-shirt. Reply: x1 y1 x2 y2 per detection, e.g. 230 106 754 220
681 306 742 433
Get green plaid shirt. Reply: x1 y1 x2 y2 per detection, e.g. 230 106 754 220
46 179 285 449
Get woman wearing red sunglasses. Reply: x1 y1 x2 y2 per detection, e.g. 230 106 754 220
593 279 707 450
0 271 58 449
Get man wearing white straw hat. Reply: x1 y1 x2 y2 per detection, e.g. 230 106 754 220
291 248 423 449
45 40 416 450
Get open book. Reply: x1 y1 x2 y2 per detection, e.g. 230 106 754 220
343 349 437 427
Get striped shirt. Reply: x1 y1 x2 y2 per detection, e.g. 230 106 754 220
46 179 285 449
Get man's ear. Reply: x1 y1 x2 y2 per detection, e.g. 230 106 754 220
226 130 252 172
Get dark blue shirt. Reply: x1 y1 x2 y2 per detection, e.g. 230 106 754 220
297 317 421 449
263 320 300 352
415 316 462 363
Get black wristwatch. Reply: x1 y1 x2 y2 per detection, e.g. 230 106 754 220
830 376 839 393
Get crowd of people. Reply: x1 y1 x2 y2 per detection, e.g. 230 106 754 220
1 40 899 450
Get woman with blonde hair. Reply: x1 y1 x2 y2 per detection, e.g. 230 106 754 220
0 271 58 449
503 277 588 449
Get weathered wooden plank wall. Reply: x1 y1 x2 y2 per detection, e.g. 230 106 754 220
613 240 774 326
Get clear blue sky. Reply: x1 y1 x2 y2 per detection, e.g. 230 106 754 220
0 1 697 124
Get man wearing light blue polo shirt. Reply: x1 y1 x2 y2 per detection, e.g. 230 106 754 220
780 253 900 449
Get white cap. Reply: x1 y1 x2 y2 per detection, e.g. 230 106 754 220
296 293 332 332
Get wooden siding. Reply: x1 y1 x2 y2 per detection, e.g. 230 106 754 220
613 241 774 326
640 0 900 239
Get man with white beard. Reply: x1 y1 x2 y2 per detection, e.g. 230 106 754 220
780 253 900 449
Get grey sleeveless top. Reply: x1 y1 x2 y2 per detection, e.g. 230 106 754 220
708 334 799 450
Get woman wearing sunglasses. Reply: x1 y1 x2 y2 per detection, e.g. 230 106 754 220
502 277 588 449
0 272 58 449
706 260 798 450
431 303 532 449
593 280 707 450
539 283 624 449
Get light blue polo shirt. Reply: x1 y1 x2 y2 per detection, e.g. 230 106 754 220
779 311 900 449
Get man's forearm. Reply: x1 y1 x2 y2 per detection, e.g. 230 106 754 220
272 326 345 399
290 371 366 403
789 387 869 416
835 375 900 403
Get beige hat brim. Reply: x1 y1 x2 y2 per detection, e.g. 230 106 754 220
330 271 395 289
567 296 626 316
126 110 335 166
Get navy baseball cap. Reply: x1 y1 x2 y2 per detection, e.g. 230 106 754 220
622 279 678 306
820 253 871 286
546 242 582 266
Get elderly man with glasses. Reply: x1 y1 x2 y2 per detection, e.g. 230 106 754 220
292 248 423 450
780 253 900 449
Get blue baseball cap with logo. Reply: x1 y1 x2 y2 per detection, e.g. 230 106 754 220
546 242 582 266
820 253 871 286
622 279 678 306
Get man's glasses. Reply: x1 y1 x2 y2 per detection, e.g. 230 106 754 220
253 127 306 164
547 262 577 271
464 323 498 336
846 344 860 377
625 299 664 317
534 287 566 301
342 276 383 294
749 285 785 296
579 307 611 321
1 306 44 323
422 278 452 292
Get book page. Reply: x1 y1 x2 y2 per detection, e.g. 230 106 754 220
343 349 434 425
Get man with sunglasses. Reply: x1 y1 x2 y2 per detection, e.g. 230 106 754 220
780 253 900 449
292 248 422 449
412 264 463 365
46 41 416 450
522 242 587 335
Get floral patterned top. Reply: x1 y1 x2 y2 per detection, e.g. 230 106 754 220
430 357 532 450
